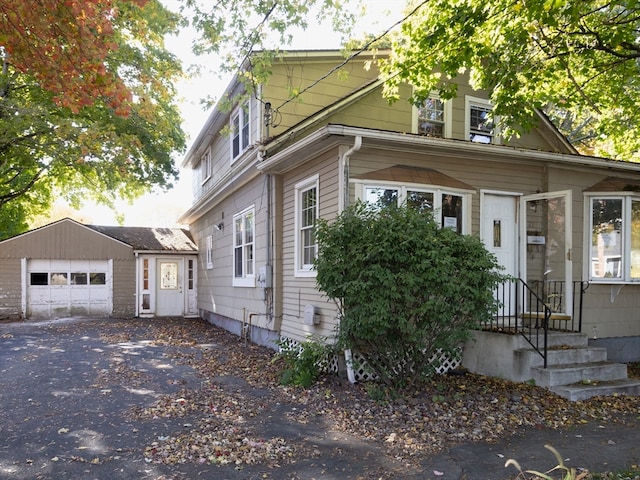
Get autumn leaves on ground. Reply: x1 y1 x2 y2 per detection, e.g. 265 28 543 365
3 317 639 479
85 318 640 469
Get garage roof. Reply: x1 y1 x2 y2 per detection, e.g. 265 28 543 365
88 225 197 252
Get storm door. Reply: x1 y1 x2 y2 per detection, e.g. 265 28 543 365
520 191 573 316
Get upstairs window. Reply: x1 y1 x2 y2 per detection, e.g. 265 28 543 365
233 206 255 287
294 175 319 276
231 100 250 162
417 97 445 138
466 96 497 144
414 94 451 138
200 148 211 184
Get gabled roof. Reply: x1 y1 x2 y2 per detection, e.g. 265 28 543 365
87 225 197 252
0 218 197 253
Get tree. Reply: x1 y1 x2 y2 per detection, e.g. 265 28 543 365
183 0 360 105
0 0 186 238
0 0 145 114
379 0 640 161
314 202 503 391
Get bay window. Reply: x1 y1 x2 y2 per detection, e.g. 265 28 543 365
360 184 469 234
588 195 640 281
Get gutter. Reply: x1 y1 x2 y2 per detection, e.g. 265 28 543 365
259 124 640 175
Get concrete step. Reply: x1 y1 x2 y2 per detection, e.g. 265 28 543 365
516 346 609 368
549 378 640 401
532 361 628 387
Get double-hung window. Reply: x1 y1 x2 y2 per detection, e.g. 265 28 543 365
361 184 469 234
587 195 640 282
231 100 250 162
200 149 211 184
233 206 255 286
415 95 450 138
295 175 319 276
466 96 497 144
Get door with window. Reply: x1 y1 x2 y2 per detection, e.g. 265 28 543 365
521 191 573 316
481 193 518 316
156 259 184 316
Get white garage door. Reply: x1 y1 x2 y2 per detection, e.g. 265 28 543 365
27 259 112 318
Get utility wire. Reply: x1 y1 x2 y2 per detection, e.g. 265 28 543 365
272 0 430 112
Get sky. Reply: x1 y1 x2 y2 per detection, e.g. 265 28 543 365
70 1 406 227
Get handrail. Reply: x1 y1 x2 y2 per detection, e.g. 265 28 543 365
517 278 551 367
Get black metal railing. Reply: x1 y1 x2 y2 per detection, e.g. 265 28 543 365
483 279 588 368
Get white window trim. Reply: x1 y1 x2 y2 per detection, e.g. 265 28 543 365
230 99 251 164
205 234 213 270
232 205 256 287
200 148 211 185
584 192 640 284
294 174 319 277
465 95 500 144
412 93 452 138
352 180 472 234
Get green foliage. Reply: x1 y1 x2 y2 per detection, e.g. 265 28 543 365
274 337 329 388
0 0 185 232
315 201 503 391
381 0 640 161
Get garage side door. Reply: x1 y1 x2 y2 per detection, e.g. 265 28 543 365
27 259 112 318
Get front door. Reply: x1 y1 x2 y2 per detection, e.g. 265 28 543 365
156 259 183 316
521 191 573 316
481 193 518 315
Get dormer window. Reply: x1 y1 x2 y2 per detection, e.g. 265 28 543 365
231 99 250 162
414 94 451 138
466 96 497 144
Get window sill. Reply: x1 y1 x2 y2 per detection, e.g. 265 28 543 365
294 268 317 278
233 276 256 288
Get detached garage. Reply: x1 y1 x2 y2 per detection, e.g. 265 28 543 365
0 218 198 320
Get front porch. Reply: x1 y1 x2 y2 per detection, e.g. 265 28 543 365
463 279 640 400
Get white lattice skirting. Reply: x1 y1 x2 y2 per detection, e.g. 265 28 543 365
279 337 462 383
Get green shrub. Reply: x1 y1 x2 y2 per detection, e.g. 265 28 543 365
274 337 328 388
314 201 504 391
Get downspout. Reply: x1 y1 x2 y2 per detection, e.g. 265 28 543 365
341 136 362 384
262 95 274 325
342 135 362 211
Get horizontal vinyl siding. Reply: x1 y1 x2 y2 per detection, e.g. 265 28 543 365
0 221 133 260
0 259 22 318
194 174 272 328
112 259 136 317
264 58 380 137
280 149 341 343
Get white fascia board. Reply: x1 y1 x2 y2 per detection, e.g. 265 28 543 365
258 124 640 175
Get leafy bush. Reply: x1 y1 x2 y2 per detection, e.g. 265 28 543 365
314 201 503 391
274 337 328 388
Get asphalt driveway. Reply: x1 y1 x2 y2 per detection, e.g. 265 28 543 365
1 317 640 480
0 317 402 480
